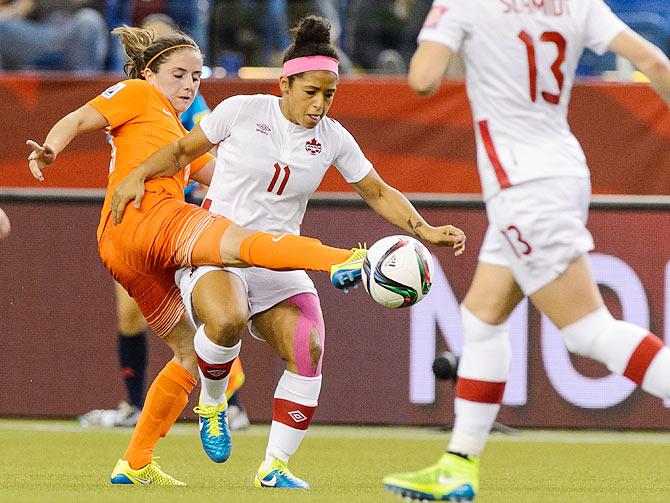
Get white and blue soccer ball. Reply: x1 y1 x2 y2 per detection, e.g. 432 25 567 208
362 235 434 309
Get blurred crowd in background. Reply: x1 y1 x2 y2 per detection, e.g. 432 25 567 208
0 0 668 78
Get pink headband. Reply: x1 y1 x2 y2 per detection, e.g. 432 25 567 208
282 56 339 77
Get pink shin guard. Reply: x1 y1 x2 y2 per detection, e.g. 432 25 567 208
286 293 325 377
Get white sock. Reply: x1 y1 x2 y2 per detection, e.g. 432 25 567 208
194 325 240 406
448 399 501 455
265 370 321 466
641 347 670 398
448 306 511 456
561 307 670 398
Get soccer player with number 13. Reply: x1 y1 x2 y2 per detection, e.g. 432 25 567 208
384 0 670 501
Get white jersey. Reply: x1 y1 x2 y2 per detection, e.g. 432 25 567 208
418 0 627 199
198 94 372 234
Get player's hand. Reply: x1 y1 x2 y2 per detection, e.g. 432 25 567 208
0 208 10 240
111 171 146 224
26 140 57 181
420 224 466 256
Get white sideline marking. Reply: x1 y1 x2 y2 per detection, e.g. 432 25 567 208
1 420 670 445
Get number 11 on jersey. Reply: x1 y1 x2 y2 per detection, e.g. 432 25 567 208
267 162 291 195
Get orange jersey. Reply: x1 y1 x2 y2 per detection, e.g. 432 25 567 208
88 79 211 240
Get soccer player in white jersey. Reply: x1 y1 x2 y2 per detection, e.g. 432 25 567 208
382 0 670 500
115 15 466 489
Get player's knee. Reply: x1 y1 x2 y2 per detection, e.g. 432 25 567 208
118 310 146 335
204 311 246 346
560 307 613 356
286 293 325 377
290 323 324 378
462 296 512 326
459 305 511 380
307 327 324 373
560 307 651 375
170 345 198 378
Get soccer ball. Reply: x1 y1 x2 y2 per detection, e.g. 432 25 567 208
362 235 434 308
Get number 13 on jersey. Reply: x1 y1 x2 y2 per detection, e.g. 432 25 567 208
518 31 567 105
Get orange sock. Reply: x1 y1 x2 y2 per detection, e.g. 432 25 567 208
239 232 351 272
225 358 245 399
123 360 197 469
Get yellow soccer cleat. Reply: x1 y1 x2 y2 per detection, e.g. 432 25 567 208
330 245 367 291
110 458 186 486
383 452 479 501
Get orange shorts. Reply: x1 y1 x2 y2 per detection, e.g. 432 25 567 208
98 195 232 338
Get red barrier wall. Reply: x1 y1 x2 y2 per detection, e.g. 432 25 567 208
1 76 669 194
2 199 670 429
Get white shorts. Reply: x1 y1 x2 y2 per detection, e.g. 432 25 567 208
175 266 317 340
478 177 594 296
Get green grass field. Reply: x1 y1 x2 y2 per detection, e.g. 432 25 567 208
2 420 670 502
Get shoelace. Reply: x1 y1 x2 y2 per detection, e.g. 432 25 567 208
272 462 297 480
348 244 368 262
193 405 224 437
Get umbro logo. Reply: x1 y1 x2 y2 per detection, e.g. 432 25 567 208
207 369 226 378
256 123 271 135
288 410 308 422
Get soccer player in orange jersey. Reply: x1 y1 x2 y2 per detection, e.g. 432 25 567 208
77 14 248 432
26 25 368 486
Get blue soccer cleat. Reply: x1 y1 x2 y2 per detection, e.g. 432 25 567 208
193 401 232 463
330 246 367 291
254 456 310 489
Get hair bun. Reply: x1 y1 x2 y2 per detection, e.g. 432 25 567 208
292 15 331 46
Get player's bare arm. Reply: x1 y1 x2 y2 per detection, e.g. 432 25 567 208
26 104 108 181
110 124 215 223
609 29 670 106
408 41 453 96
352 169 466 255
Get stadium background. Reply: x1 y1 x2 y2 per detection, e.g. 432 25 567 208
1 77 669 429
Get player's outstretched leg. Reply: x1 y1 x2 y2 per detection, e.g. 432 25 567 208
234 230 367 291
110 459 186 486
383 452 479 501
